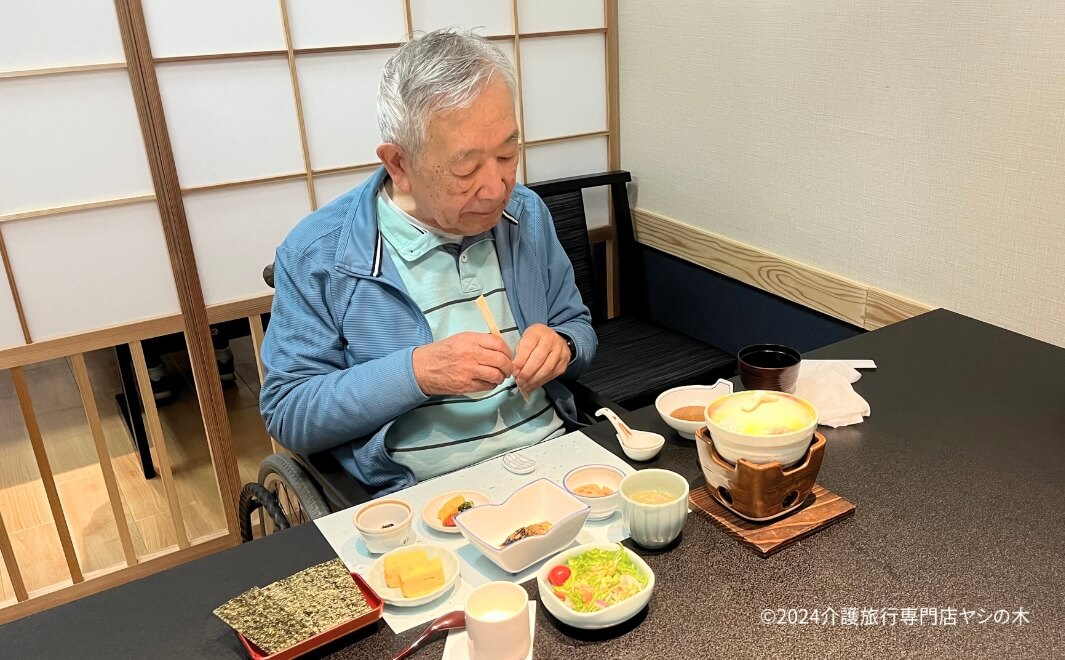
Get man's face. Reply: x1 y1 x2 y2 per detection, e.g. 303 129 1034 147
397 79 520 235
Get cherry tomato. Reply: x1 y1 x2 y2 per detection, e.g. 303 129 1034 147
443 514 457 527
547 565 571 586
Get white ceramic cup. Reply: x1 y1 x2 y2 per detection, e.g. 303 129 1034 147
464 581 531 660
353 498 413 554
619 469 689 549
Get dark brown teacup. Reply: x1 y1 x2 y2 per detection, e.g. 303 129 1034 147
738 344 801 394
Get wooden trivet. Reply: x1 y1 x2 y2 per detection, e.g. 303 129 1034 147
689 483 855 557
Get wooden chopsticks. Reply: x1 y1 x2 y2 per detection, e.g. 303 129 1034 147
475 295 530 402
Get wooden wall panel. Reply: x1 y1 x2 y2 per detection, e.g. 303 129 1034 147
633 208 933 330
865 288 934 331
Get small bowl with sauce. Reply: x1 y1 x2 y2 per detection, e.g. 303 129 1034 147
654 381 734 439
563 464 626 520
353 498 415 554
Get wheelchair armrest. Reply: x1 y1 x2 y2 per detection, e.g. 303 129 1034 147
295 452 373 511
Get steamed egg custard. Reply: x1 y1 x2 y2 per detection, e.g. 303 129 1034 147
709 392 813 436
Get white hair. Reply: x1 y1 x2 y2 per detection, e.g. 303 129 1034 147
378 29 517 157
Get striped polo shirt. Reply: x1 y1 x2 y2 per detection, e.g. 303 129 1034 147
376 187 565 480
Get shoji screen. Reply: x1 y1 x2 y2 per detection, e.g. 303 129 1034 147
0 1 179 347
138 0 614 313
0 0 618 618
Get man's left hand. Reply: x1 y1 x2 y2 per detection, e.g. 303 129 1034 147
512 324 570 395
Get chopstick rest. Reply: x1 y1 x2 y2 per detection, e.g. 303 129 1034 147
502 452 536 475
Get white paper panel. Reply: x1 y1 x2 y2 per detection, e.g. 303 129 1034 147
517 0 604 34
520 34 607 141
4 204 179 340
288 0 407 49
0 253 26 349
0 0 125 71
158 59 304 188
184 181 312 304
141 0 285 58
525 136 609 227
409 0 512 35
314 171 374 208
0 70 154 216
297 50 395 170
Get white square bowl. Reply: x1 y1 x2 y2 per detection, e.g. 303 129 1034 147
455 478 591 574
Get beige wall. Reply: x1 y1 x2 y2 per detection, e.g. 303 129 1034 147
619 1 1065 347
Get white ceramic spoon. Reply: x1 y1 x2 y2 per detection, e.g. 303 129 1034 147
595 408 666 461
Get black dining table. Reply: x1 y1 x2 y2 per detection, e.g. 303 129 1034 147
1 309 1062 659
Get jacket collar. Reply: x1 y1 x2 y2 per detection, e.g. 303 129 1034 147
334 166 525 277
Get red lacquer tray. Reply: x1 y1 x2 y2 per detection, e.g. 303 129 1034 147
236 573 383 660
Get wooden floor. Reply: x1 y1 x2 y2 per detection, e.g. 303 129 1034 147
0 336 274 605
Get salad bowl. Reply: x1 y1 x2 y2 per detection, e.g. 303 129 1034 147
536 543 655 629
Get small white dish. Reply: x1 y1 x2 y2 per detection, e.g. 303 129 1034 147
353 497 413 555
365 543 460 607
421 490 491 534
537 543 655 629
455 478 590 574
562 464 625 521
654 380 734 439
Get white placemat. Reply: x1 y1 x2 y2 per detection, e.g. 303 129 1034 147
314 430 634 633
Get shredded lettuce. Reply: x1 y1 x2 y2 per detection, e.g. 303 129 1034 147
553 545 648 613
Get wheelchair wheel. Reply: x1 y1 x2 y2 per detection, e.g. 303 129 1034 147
258 453 330 534
238 482 290 542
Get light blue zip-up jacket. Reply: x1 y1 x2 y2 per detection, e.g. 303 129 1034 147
259 167 596 496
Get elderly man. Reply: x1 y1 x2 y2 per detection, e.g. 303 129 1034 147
259 30 597 496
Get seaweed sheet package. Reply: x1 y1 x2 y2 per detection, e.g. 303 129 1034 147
213 559 372 655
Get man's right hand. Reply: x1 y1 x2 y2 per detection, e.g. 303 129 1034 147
412 332 514 396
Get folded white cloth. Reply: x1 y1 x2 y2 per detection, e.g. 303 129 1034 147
794 361 871 428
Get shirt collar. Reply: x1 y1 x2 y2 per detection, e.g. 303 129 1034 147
377 187 460 262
